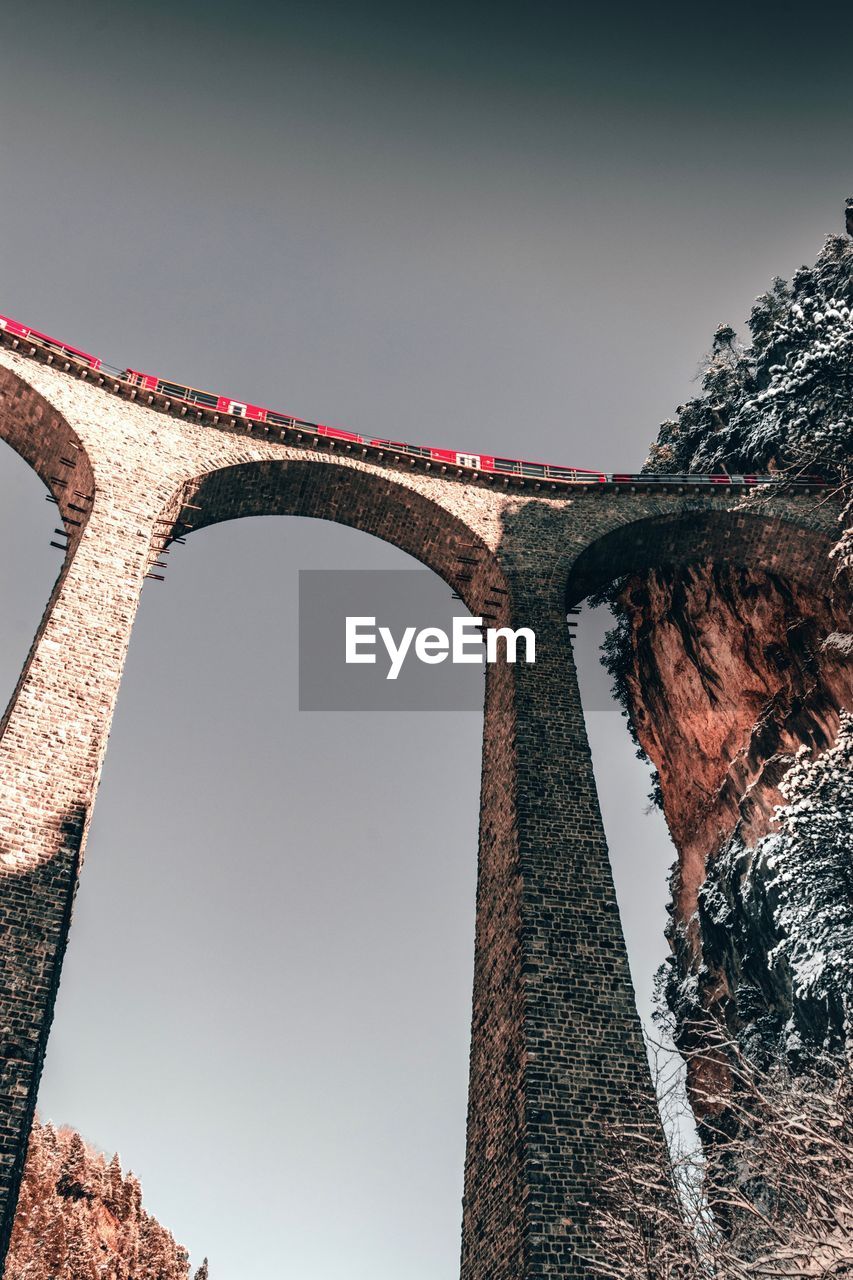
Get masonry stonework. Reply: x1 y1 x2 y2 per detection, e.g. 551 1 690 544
0 341 842 1277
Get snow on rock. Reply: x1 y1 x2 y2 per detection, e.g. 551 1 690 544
601 204 853 1084
666 706 853 1070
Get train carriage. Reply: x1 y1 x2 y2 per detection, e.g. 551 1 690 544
0 312 830 492
0 313 101 371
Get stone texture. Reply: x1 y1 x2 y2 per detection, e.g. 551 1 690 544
0 338 842 1278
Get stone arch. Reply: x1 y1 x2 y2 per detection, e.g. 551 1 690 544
0 364 95 552
0 367 97 736
563 503 838 606
561 498 852 941
153 458 509 612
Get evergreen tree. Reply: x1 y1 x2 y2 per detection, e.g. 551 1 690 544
599 201 853 1066
5 1117 200 1280
58 1130 92 1201
758 711 853 1049
645 224 853 484
106 1151 125 1218
643 206 853 574
64 1201 101 1280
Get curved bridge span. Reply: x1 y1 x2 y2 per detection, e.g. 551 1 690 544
0 338 843 1279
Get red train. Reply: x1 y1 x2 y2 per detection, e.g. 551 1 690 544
0 312 103 372
120 366 607 483
0 312 826 488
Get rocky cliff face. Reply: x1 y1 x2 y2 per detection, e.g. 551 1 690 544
3 1117 207 1280
610 562 853 1072
602 206 853 1084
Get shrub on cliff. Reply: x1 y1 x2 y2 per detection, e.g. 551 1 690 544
588 1033 853 1278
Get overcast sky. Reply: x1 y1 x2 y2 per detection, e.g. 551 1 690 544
1 2 853 1277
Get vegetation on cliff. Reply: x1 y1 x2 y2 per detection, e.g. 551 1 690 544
581 197 853 1278
602 205 853 753
669 713 853 1067
4 1117 208 1280
645 216 853 527
589 1032 853 1278
596 203 853 1068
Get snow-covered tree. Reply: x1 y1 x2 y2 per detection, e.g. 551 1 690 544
645 230 853 484
4 1119 200 1280
589 1035 853 1278
599 200 853 1067
667 713 853 1067
757 711 853 1052
644 210 853 571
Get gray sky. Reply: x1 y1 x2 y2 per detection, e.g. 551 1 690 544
1 2 853 1275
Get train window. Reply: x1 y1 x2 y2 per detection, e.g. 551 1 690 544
370 439 407 452
160 381 189 398
522 463 547 478
230 402 246 416
493 458 521 473
457 453 480 468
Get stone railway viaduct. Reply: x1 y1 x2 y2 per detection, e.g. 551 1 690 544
0 336 842 1278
